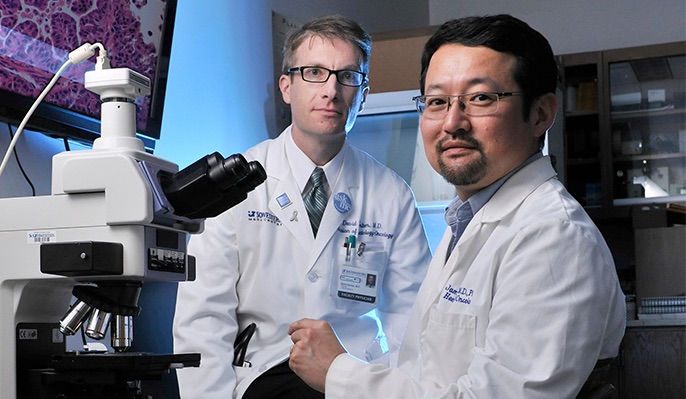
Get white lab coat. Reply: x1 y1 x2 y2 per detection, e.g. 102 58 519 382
326 156 626 398
173 127 432 399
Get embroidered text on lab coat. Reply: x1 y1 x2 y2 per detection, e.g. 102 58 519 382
442 284 474 305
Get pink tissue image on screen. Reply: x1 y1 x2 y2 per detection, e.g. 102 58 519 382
0 0 168 132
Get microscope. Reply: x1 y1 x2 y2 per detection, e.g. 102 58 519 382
0 47 265 398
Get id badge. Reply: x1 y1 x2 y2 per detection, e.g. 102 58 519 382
337 265 378 304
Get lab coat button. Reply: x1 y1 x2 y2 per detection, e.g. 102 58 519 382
307 272 318 282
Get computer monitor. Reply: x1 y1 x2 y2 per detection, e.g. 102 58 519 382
0 0 177 150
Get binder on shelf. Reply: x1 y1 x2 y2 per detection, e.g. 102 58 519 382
636 295 686 320
576 81 598 111
640 295 686 307
638 305 686 314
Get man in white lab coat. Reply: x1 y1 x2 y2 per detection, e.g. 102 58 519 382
288 14 626 398
173 15 432 399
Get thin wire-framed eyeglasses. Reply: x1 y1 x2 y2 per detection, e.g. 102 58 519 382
287 66 367 87
412 92 523 118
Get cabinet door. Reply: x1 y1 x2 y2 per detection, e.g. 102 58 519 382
607 45 686 206
620 327 686 399
560 51 608 210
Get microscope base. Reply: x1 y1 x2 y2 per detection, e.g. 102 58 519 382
25 351 200 398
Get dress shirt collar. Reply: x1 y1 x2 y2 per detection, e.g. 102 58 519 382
284 126 345 196
445 151 544 232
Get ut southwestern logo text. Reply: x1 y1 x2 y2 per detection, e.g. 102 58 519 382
247 210 282 225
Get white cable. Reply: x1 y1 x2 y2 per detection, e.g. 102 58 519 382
0 60 71 177
0 43 107 178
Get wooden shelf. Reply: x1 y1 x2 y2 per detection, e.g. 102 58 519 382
565 109 600 117
613 152 686 162
611 107 685 120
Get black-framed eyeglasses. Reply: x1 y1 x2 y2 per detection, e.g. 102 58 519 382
412 92 524 119
287 66 367 87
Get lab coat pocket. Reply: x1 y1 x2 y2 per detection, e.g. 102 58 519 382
233 361 252 388
331 243 388 313
234 363 252 375
422 305 476 385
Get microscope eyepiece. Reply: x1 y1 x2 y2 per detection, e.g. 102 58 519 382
209 153 250 190
161 152 266 219
240 161 267 192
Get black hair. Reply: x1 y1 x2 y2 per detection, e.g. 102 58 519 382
420 14 559 119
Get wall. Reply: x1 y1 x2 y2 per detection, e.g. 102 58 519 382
0 124 64 198
273 0 430 36
429 0 686 55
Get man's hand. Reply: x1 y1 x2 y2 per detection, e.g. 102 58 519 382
288 318 346 392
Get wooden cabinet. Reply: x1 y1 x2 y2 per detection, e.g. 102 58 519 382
618 324 686 399
367 26 437 93
559 42 686 219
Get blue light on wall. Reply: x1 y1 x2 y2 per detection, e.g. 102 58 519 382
156 0 274 169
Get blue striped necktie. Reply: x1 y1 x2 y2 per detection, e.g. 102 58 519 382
446 201 473 262
304 167 327 236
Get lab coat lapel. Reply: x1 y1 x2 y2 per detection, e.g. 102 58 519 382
481 156 557 221
400 226 463 370
415 227 453 313
402 157 559 372
430 156 558 305
408 156 559 362
266 140 313 253
434 220 483 302
308 145 357 264
268 177 312 251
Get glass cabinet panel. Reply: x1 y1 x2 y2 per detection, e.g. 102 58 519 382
610 55 686 205
561 55 605 208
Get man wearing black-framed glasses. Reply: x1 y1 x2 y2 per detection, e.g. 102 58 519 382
286 66 367 88
174 14 431 399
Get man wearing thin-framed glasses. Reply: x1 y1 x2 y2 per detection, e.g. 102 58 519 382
289 14 625 399
413 91 523 118
174 14 431 399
